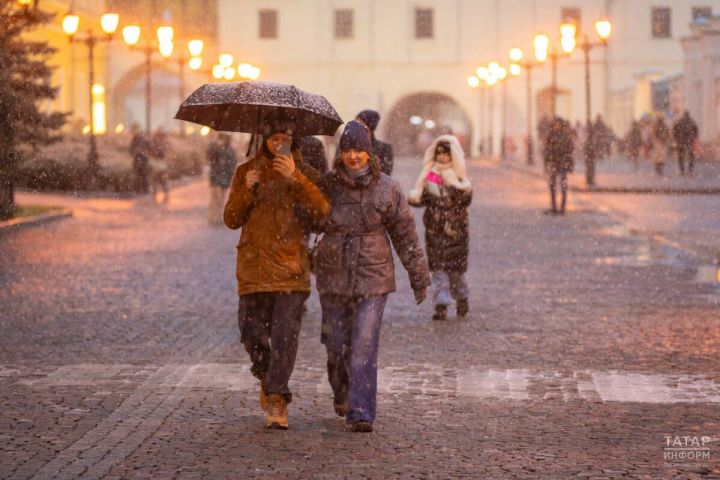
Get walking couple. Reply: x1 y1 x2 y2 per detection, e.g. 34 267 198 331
224 116 472 432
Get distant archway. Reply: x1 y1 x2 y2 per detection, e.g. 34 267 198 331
386 92 473 157
109 62 183 133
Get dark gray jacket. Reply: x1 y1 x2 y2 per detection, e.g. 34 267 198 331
315 159 430 297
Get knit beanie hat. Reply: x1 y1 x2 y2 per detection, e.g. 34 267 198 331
356 110 380 132
339 121 372 155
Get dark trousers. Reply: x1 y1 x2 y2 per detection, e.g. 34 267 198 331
320 294 388 424
677 144 695 174
237 291 308 403
584 156 596 186
133 154 150 193
549 169 568 212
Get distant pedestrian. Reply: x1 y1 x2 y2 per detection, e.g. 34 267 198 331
207 133 237 225
408 135 472 321
652 114 670 176
584 117 605 186
544 117 575 215
129 123 151 194
625 121 643 170
299 136 328 175
672 111 699 175
356 109 394 176
315 121 430 433
224 112 330 430
150 128 170 203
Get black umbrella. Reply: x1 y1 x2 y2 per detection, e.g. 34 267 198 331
174 81 343 138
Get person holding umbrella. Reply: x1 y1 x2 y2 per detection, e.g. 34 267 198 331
223 112 330 430
315 121 430 432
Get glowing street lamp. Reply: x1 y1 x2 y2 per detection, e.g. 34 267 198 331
158 41 174 58
188 39 204 57
509 63 522 77
100 13 119 35
62 14 79 36
156 25 174 44
595 19 612 43
188 57 202 71
212 64 225 79
467 76 480 88
61 10 122 185
534 34 549 63
219 53 234 68
509 47 524 63
122 25 141 47
223 67 236 81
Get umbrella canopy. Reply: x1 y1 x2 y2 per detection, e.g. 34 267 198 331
174 81 343 137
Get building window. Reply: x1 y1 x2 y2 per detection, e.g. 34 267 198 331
561 7 581 26
259 9 278 39
651 7 672 38
334 9 354 39
561 7 581 34
692 7 712 20
415 8 433 39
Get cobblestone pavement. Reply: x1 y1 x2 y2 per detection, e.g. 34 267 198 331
1 159 719 479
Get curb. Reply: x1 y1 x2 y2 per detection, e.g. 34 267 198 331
0 208 73 233
501 162 720 195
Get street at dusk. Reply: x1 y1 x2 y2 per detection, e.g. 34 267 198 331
2 158 719 478
2 0 720 478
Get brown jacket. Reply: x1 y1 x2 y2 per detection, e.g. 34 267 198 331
315 158 431 297
224 153 330 295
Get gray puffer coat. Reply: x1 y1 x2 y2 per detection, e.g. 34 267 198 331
315 158 430 297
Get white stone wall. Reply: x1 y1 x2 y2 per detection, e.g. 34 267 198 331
211 0 720 152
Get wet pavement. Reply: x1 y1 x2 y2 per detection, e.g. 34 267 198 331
508 153 720 193
1 159 719 479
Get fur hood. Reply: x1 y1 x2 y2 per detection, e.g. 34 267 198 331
408 135 472 203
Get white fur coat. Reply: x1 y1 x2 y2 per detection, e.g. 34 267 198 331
408 134 472 204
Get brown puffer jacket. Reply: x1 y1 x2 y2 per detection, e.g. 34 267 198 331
224 152 330 295
315 158 430 297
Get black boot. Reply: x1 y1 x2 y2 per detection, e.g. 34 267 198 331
457 299 469 318
432 304 448 321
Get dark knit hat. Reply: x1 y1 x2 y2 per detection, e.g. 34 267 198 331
356 110 380 132
339 121 372 154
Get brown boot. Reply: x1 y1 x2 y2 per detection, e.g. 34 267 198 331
266 394 288 429
259 379 269 413
333 399 348 417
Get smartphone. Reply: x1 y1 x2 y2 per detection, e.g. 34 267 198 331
277 143 291 156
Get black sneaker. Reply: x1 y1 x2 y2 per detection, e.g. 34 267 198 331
349 421 373 432
432 304 448 321
457 299 469 318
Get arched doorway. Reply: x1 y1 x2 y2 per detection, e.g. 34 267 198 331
386 92 472 157
110 62 183 133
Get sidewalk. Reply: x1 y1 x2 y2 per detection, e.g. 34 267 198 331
1 159 718 478
499 153 720 194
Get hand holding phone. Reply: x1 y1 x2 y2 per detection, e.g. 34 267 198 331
276 142 291 156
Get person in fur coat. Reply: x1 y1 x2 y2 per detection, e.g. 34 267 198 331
408 135 473 321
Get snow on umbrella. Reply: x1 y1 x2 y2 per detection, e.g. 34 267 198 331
174 81 343 137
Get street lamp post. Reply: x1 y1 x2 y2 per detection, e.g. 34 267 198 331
467 75 484 157
581 20 612 129
62 11 120 186
509 46 539 165
580 19 612 186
